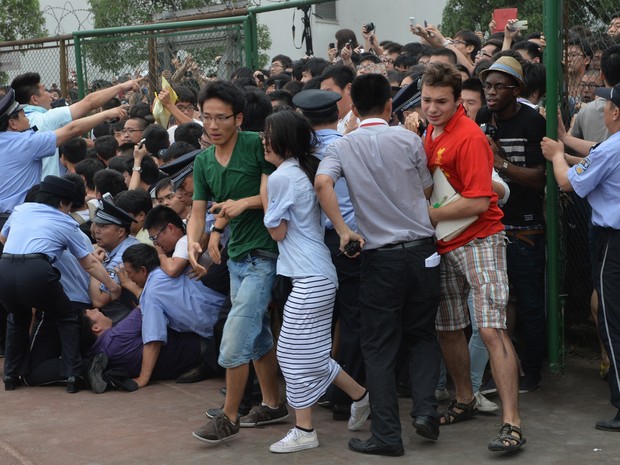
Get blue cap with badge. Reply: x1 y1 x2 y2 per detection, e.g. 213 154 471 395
0 89 27 123
159 149 201 190
93 199 137 229
595 83 620 108
292 89 341 116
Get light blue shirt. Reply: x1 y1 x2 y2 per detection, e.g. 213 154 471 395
100 235 140 293
25 105 72 178
568 131 620 229
140 268 227 344
264 158 338 286
315 129 358 232
55 230 93 304
1 203 90 262
0 130 56 212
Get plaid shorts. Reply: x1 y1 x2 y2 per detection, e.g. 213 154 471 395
436 232 509 331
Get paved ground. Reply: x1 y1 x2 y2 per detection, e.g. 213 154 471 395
0 356 619 465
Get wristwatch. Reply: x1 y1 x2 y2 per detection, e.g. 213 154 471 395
132 166 142 173
210 225 225 234
501 160 509 171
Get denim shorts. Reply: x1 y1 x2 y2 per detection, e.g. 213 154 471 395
218 254 276 368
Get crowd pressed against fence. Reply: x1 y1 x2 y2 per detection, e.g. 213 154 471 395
1 12 620 457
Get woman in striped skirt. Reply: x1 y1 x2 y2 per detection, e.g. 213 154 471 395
261 110 370 454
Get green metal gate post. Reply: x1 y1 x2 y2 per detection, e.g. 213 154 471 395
73 36 85 100
544 0 563 374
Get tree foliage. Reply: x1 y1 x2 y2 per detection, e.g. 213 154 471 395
441 0 618 38
0 0 47 42
441 0 543 37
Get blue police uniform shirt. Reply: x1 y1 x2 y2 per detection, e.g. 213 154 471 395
1 203 90 262
568 131 620 229
0 130 56 213
264 158 338 286
100 235 140 293
25 105 72 178
55 230 93 304
140 268 227 344
314 129 358 232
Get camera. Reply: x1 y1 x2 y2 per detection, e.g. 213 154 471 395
480 123 497 139
344 240 362 256
329 42 335 49
364 22 375 33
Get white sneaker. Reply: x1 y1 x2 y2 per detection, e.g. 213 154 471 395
348 392 371 431
435 388 450 402
474 391 499 412
269 428 319 453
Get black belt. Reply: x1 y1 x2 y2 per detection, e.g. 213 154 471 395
1 253 50 262
377 238 435 251
249 249 278 260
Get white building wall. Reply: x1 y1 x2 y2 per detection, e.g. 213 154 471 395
256 0 448 64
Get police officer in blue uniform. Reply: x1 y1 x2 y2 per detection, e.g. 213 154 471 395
542 83 620 431
0 176 121 392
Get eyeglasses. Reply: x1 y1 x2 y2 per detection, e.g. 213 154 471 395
356 64 377 71
567 52 585 59
148 225 167 244
270 62 284 69
200 114 235 124
176 104 195 112
477 50 493 59
114 128 143 136
452 39 467 45
483 82 519 92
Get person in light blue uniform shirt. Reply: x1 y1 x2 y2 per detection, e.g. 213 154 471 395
11 72 141 178
90 199 140 323
0 88 127 219
0 176 121 392
543 83 620 432
120 244 226 389
292 89 365 420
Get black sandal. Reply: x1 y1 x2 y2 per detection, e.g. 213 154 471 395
488 423 526 452
439 397 478 425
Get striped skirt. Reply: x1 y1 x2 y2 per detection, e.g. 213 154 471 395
276 276 340 409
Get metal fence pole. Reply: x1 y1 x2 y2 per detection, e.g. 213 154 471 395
74 36 85 100
59 39 68 99
249 12 259 69
544 0 563 374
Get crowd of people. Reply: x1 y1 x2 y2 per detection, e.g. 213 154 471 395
1 12 620 457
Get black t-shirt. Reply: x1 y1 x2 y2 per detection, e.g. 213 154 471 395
476 104 546 227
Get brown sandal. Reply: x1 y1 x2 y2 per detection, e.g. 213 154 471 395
439 397 479 425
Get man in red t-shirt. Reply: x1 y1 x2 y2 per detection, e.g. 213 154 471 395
421 62 524 452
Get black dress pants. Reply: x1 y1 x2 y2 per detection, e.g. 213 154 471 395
359 243 441 448
0 257 81 379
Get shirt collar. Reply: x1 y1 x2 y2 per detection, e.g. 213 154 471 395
24 105 48 114
359 117 389 128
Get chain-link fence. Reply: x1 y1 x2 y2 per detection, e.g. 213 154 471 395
73 17 250 99
556 4 618 327
0 36 78 99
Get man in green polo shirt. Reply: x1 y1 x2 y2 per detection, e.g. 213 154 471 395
188 81 287 444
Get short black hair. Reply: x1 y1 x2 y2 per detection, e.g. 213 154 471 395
462 77 485 104
173 85 198 106
394 54 418 70
521 62 546 100
198 80 246 116
174 122 202 150
94 169 127 197
132 155 161 185
282 80 303 96
512 40 543 62
11 72 41 104
144 205 185 231
350 74 392 117
163 141 195 162
154 177 174 198
268 90 294 108
301 58 330 78
114 188 153 217
122 243 160 273
454 29 482 62
144 125 170 156
568 36 593 59
242 87 273 132
319 65 356 90
60 138 87 164
359 53 382 65
430 48 458 64
62 172 87 209
271 54 293 69
94 135 118 161
601 44 620 86
75 158 106 191
264 73 292 91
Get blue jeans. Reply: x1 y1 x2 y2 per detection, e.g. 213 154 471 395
506 231 546 376
218 255 276 368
